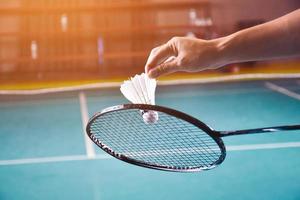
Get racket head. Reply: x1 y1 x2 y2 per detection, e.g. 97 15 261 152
86 104 226 172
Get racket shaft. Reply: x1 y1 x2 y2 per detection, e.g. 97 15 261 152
219 124 300 137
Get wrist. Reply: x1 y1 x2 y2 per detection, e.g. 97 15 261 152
212 34 237 67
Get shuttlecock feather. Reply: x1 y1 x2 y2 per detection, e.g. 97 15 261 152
120 73 158 124
120 73 156 105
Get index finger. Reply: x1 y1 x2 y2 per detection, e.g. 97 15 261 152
145 43 175 74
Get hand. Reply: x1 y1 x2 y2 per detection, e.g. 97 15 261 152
145 37 225 78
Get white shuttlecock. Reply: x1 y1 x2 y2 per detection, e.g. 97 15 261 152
120 73 158 124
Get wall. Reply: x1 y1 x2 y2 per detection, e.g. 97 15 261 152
153 0 300 36
209 0 300 35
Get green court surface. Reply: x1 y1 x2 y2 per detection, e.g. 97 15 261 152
0 79 300 200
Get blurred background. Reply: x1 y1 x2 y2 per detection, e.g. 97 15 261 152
1 2 300 199
0 0 300 89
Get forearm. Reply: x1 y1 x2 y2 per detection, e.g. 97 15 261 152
216 9 300 65
145 9 300 78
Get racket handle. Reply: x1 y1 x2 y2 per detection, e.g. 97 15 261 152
218 124 300 137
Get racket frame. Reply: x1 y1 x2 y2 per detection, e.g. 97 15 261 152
86 104 226 172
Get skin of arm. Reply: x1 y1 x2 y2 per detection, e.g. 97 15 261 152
145 9 300 78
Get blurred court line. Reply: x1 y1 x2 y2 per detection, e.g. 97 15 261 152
79 92 96 159
0 142 299 166
265 82 300 101
0 154 111 166
1 73 300 95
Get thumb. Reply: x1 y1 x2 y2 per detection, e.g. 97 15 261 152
148 58 178 78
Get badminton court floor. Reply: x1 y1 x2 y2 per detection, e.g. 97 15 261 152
0 78 300 200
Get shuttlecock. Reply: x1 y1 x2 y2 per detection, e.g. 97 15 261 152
120 73 158 124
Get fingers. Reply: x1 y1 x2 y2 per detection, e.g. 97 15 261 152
148 58 179 78
145 42 175 74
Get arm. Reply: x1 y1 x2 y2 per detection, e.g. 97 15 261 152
145 9 300 78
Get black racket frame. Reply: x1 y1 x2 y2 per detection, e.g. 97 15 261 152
86 104 226 172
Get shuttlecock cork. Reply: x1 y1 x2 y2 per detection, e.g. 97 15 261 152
120 73 158 124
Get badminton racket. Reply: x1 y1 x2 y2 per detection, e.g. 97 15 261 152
86 104 300 172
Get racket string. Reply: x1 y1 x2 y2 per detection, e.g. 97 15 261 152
173 121 220 162
90 109 222 169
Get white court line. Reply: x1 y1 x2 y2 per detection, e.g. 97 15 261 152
227 142 300 151
0 82 120 95
0 154 111 166
1 73 300 95
265 82 300 101
79 92 96 159
159 73 300 86
0 142 300 166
